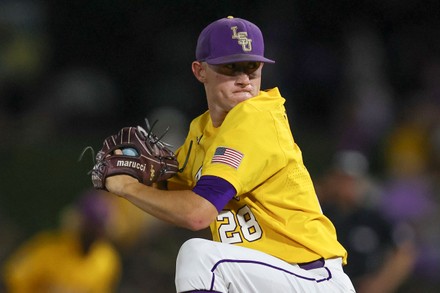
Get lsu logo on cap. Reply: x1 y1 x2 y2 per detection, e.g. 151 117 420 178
231 26 252 52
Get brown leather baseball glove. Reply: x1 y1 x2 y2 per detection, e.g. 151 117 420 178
90 122 179 190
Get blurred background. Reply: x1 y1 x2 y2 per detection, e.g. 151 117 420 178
0 0 439 292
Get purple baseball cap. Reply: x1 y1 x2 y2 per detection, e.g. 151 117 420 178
196 16 275 65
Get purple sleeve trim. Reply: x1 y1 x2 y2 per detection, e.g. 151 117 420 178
192 175 237 212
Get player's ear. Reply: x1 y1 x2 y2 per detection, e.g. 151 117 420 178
192 61 206 83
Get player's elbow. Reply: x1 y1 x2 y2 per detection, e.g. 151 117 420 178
178 191 218 231
185 218 211 231
183 206 217 231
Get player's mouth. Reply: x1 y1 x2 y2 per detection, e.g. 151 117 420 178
233 90 254 98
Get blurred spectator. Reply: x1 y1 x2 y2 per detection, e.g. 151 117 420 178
380 101 440 291
336 23 394 156
317 151 416 293
102 191 158 254
2 189 122 293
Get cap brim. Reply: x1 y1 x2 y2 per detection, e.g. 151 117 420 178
205 54 275 65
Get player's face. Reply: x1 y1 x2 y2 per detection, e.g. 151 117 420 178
202 61 263 111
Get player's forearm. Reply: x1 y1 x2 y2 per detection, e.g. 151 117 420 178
119 181 217 231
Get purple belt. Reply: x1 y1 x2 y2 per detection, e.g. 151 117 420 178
298 258 325 270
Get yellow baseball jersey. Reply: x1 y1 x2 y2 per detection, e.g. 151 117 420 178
169 87 347 264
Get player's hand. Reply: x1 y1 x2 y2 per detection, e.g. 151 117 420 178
106 174 138 196
102 149 135 195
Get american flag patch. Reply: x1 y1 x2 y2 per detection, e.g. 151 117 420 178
211 147 244 169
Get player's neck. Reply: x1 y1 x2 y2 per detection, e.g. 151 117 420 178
208 107 227 128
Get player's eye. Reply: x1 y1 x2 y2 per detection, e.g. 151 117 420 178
216 64 236 76
244 62 260 75
210 62 261 76
246 62 257 70
225 64 236 70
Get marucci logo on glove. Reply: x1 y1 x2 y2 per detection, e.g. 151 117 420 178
116 160 146 172
83 119 180 190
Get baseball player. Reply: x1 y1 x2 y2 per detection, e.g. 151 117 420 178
104 16 356 292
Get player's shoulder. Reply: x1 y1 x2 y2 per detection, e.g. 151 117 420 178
189 110 210 132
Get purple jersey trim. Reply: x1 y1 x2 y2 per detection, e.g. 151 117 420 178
192 176 236 212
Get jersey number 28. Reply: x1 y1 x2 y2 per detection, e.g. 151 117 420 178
217 205 263 244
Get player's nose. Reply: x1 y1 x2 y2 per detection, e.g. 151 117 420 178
235 72 251 87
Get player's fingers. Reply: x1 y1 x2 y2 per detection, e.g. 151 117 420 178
104 149 122 158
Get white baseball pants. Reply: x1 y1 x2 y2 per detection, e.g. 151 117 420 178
175 238 356 293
